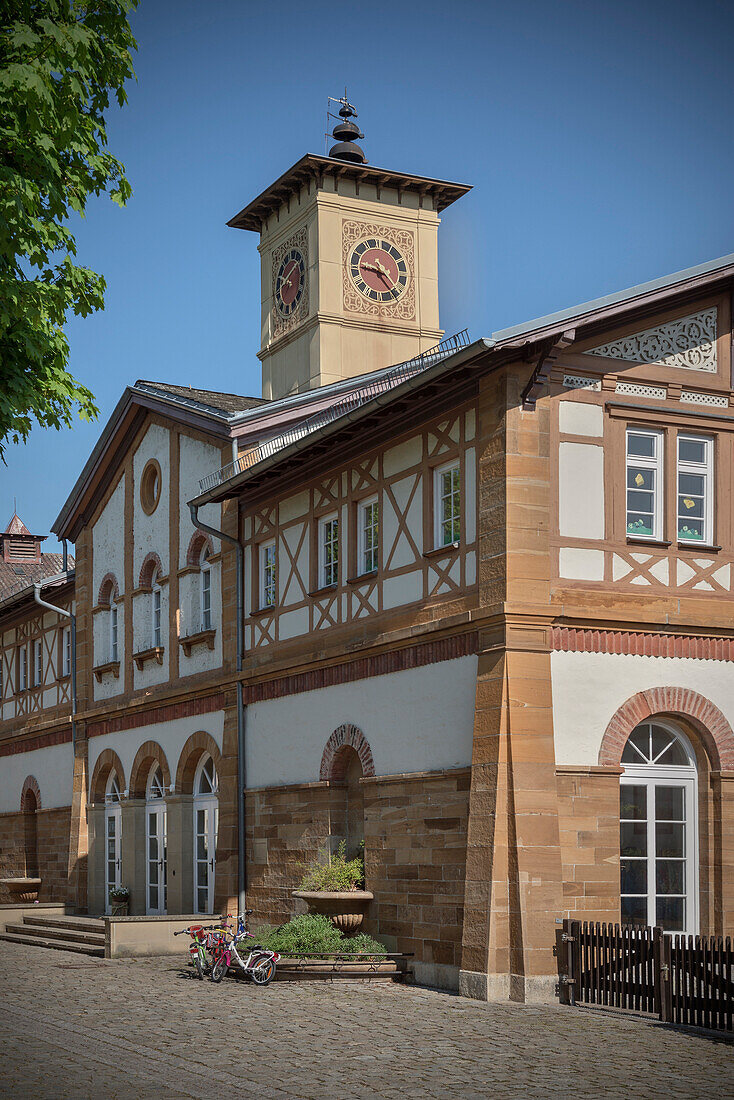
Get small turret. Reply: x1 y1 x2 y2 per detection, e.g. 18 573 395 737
328 94 366 164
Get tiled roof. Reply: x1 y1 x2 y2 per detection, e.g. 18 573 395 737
0 554 73 604
135 381 267 417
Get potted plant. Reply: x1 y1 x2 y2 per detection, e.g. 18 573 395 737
109 885 130 916
292 841 373 934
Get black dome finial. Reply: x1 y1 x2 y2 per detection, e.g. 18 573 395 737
328 90 367 164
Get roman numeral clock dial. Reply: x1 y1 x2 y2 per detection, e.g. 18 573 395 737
275 248 306 317
349 239 408 303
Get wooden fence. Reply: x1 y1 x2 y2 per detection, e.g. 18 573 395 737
556 920 733 1033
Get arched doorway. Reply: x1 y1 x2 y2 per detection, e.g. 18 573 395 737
22 787 39 879
104 771 122 914
146 764 167 915
193 755 218 914
620 720 697 934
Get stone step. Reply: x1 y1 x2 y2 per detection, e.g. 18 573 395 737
5 922 106 947
0 931 105 957
22 914 105 936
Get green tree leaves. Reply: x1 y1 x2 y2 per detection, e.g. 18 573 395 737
0 0 138 458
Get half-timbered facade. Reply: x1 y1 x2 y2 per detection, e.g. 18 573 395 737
1 112 733 1004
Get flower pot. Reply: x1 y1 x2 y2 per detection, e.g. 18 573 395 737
292 890 373 934
1 877 41 903
110 901 129 917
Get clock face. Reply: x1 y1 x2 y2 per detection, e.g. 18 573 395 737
275 248 305 317
349 238 408 303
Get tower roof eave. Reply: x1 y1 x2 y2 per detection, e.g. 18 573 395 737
227 153 472 232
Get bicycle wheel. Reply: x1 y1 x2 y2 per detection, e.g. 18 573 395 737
211 956 228 983
193 952 206 980
250 957 275 986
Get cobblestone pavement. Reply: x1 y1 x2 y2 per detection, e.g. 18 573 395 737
1 942 732 1100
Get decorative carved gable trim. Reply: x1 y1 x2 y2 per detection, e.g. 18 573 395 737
585 308 717 373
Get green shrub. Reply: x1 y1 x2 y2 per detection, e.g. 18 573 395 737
298 840 365 892
255 913 386 957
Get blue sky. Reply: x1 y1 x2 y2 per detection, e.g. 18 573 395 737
4 0 734 550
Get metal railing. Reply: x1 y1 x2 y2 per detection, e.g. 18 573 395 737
198 330 470 494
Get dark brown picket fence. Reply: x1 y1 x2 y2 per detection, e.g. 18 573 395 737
556 919 733 1033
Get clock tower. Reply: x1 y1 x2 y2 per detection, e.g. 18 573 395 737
228 100 471 401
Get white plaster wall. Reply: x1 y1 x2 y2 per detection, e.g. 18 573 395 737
133 422 170 583
87 711 225 797
559 547 605 581
383 435 421 479
0 742 72 813
558 442 605 539
246 655 478 787
552 649 734 766
558 400 603 438
178 434 221 567
92 476 125 599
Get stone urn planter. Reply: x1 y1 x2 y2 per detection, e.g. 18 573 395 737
292 890 374 935
0 877 41 903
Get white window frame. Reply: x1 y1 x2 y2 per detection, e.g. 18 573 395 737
358 497 379 575
33 638 43 687
433 461 461 549
200 548 212 630
259 540 276 609
676 433 713 546
61 626 72 678
625 428 664 542
109 605 118 663
620 721 698 936
18 645 27 693
151 570 162 649
319 514 339 589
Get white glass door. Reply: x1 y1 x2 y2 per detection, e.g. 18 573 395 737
146 805 167 915
194 799 217 914
621 777 696 934
104 805 121 915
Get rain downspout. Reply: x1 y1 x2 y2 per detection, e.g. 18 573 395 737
189 501 247 916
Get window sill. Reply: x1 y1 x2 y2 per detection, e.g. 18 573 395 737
250 604 275 619
93 660 120 683
423 542 460 559
625 537 672 548
133 646 165 670
308 583 338 598
347 570 378 585
179 629 216 657
677 542 721 552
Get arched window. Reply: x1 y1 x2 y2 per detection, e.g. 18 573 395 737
146 764 166 801
151 568 162 648
620 721 697 935
200 546 212 632
193 754 218 913
105 771 122 912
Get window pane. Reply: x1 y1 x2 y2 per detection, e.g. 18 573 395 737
679 439 706 464
656 896 685 932
656 859 685 895
678 493 703 519
620 785 646 819
197 887 208 912
149 886 157 909
656 821 684 858
655 786 684 820
678 518 704 541
657 739 689 766
620 821 647 857
621 895 648 925
620 858 647 894
197 864 208 889
627 468 655 491
627 434 655 458
679 472 704 496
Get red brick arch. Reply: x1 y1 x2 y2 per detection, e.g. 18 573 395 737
174 730 222 794
599 687 734 771
320 724 375 781
138 552 164 590
129 740 172 799
97 572 120 606
20 775 41 812
186 531 214 568
90 749 127 804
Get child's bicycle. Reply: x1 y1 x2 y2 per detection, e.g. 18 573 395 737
210 911 280 986
173 923 221 980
